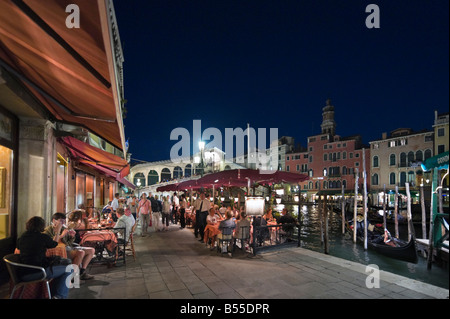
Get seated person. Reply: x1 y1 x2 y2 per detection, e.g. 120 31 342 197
114 207 136 244
102 202 113 219
67 209 91 244
278 208 296 238
234 211 251 249
43 212 94 280
17 216 73 299
252 215 269 245
205 208 222 249
217 210 236 253
234 211 250 238
263 209 274 222
383 229 397 247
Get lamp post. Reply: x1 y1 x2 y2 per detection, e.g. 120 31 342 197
136 179 142 198
199 141 205 177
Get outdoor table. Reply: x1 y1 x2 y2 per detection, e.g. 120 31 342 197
80 229 118 254
78 228 125 265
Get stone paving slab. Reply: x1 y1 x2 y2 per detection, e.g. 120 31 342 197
2 224 447 302
63 224 449 300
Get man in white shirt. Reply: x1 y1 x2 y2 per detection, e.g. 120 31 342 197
111 193 120 212
114 207 136 243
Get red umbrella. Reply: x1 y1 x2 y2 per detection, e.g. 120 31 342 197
257 170 309 185
176 179 202 191
156 183 179 192
196 169 261 188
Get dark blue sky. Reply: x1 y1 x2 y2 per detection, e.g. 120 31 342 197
114 0 449 163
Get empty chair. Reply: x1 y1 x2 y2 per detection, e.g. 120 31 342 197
125 222 138 261
3 254 51 299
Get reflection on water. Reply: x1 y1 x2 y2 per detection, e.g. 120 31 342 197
278 203 449 290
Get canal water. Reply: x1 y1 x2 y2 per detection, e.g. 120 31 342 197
279 204 449 290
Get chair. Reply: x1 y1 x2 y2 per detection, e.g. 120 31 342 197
217 226 235 257
125 222 138 261
3 254 51 299
233 226 251 254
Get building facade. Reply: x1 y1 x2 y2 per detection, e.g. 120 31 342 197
369 128 434 205
286 100 370 201
0 0 130 282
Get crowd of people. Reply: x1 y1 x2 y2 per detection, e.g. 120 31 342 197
122 191 299 255
15 191 298 298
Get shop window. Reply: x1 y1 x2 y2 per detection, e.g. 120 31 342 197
0 146 13 240
56 153 68 213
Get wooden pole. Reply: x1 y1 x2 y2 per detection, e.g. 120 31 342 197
353 168 359 243
363 149 368 250
427 169 438 270
382 184 387 230
394 186 399 238
341 184 345 234
420 183 426 239
324 195 329 254
319 195 324 244
405 182 413 241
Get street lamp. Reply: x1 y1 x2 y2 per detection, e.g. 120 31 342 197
136 179 142 198
199 141 205 177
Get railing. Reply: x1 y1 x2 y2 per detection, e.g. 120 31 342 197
252 223 301 255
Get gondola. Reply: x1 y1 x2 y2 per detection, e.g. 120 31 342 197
344 214 418 264
367 235 418 264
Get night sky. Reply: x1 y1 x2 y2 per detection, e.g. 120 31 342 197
113 0 449 164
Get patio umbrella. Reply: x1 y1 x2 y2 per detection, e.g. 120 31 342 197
256 170 309 185
156 183 179 192
196 169 261 188
176 179 202 191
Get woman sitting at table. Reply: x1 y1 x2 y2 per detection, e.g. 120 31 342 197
17 216 73 299
263 208 274 223
67 209 91 244
204 208 222 249
43 213 95 280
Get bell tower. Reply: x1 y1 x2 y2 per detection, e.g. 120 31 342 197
321 98 336 136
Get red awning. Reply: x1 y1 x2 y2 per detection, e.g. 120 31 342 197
0 0 125 150
60 136 130 179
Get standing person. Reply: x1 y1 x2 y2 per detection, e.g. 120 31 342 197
44 213 95 280
137 193 152 237
198 193 211 242
128 195 137 220
179 194 187 229
193 194 202 238
150 194 162 231
111 193 120 213
171 192 179 225
17 216 73 299
161 196 171 231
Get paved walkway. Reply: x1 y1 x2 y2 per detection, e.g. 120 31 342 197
67 224 448 300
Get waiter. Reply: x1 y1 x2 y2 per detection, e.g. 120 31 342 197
197 192 211 242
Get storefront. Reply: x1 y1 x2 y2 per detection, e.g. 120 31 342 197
0 0 130 284
0 106 18 281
